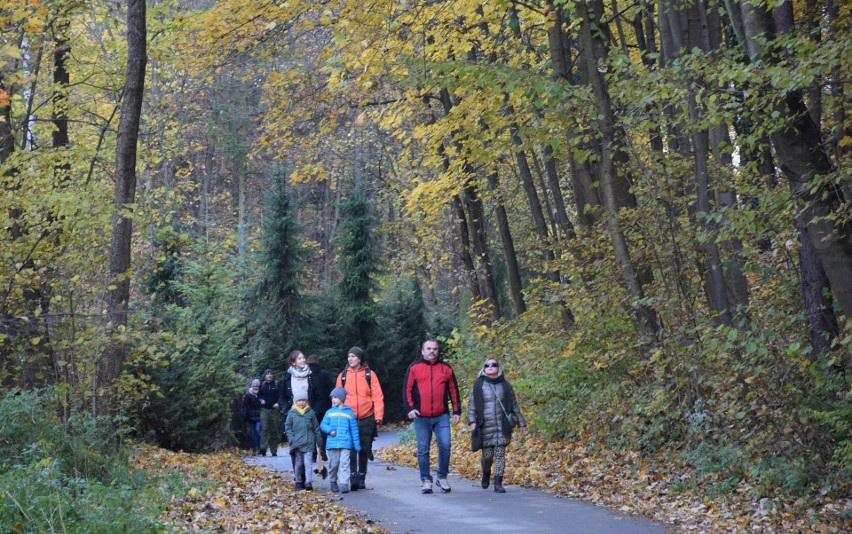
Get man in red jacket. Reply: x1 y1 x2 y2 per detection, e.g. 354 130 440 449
403 339 461 494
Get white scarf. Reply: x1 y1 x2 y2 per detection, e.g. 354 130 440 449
289 365 311 400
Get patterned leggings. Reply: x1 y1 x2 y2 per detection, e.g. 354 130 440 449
481 445 506 477
290 450 313 484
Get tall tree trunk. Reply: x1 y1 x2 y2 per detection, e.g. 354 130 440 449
435 132 482 305
710 124 750 313
579 0 658 339
541 144 575 240
511 134 574 325
795 215 839 358
463 183 502 322
487 172 526 316
452 193 482 303
689 94 732 325
0 77 17 387
663 0 751 323
633 2 665 155
438 88 501 320
512 132 553 263
52 23 70 181
528 149 558 238
729 0 852 317
546 0 602 227
100 0 147 407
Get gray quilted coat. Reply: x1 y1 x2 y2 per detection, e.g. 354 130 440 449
467 369 525 448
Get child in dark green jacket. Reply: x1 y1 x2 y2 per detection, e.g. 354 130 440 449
284 389 322 490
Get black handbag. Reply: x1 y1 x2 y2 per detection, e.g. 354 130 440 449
470 426 483 452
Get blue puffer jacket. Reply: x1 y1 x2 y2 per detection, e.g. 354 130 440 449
320 405 361 451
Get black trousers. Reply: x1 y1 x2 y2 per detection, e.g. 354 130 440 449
350 415 375 475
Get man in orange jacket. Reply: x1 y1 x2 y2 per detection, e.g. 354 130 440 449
336 346 384 490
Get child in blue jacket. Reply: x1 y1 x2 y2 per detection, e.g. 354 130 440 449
320 387 361 493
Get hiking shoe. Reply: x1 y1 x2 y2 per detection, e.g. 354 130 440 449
436 478 451 493
304 482 313 491
341 484 350 493
421 480 433 494
330 481 339 493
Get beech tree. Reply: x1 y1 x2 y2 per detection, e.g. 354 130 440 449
100 0 146 402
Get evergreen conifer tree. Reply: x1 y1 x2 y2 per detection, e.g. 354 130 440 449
374 276 427 421
141 256 244 452
244 176 306 374
334 192 379 350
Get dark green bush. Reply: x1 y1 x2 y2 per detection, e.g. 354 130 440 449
0 389 180 533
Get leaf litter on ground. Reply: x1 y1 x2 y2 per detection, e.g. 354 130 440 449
136 446 389 533
378 426 850 533
136 425 849 533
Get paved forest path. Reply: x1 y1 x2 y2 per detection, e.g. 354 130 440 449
249 430 669 533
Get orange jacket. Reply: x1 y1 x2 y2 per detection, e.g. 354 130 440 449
336 365 385 422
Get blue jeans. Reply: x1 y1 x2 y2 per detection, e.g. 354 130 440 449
414 413 451 481
247 420 261 451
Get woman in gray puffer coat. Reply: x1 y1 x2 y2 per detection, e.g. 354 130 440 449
467 358 526 493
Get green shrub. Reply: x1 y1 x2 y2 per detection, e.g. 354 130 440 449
0 389 182 533
681 442 746 496
398 423 416 445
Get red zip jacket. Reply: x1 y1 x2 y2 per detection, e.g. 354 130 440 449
403 358 461 417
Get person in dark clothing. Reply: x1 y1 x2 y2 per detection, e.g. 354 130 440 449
403 339 461 494
241 378 262 455
258 369 284 456
467 358 526 493
308 354 333 461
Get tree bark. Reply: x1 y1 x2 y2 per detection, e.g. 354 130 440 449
487 172 526 316
100 0 147 406
438 88 501 320
541 144 575 240
579 0 658 339
546 0 602 227
462 182 502 322
795 215 839 358
689 94 732 325
730 0 852 317
452 194 482 303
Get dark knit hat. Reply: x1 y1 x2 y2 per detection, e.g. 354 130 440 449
263 368 273 376
348 346 366 361
330 387 347 401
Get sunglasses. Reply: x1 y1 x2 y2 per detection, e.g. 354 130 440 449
483 362 499 368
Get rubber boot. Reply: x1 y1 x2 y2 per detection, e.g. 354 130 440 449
494 476 505 493
481 462 491 489
357 473 366 490
349 472 359 491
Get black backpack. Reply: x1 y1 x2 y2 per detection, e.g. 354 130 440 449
340 366 371 389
